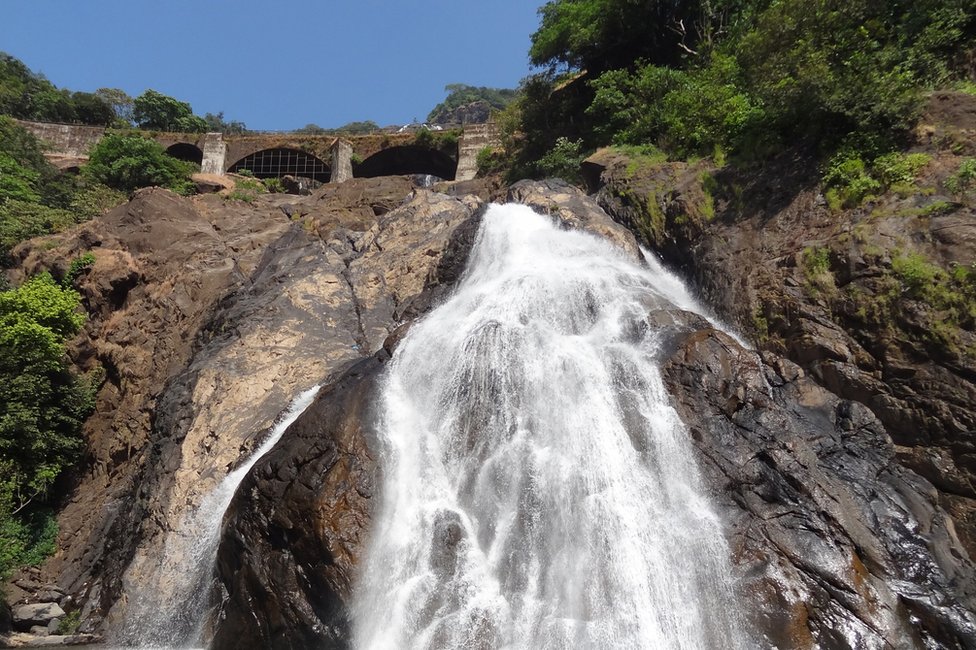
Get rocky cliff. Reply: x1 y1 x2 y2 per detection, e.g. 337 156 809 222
2 157 974 649
586 93 976 566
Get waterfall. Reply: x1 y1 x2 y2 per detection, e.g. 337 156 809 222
352 203 746 649
119 385 320 648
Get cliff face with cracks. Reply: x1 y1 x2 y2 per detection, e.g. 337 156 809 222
3 175 480 631
3 169 975 648
587 94 976 566
209 182 975 649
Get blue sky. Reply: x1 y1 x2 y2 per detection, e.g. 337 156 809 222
1 0 542 130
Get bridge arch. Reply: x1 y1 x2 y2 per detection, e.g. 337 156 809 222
165 143 204 165
355 145 456 181
227 148 331 182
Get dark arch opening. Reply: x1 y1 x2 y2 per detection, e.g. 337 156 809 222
228 148 331 183
355 145 456 181
166 143 204 165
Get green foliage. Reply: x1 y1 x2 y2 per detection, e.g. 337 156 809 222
84 134 196 194
0 52 115 125
335 120 379 134
476 146 507 176
0 116 75 209
94 88 134 127
57 609 81 635
68 183 127 219
588 53 764 156
511 0 976 176
536 136 585 183
893 253 942 293
262 177 284 193
530 0 751 73
295 123 329 135
0 507 59 579
132 89 207 132
824 150 931 208
889 254 976 347
427 84 516 123
945 158 976 194
0 152 41 203
64 253 96 287
413 128 461 153
0 274 94 569
0 118 112 264
872 152 932 187
802 246 835 294
226 175 267 203
202 111 247 134
0 201 79 264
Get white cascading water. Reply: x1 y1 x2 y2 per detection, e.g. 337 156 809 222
352 203 746 649
120 385 321 648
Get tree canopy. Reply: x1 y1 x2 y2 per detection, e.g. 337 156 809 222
506 0 976 178
84 133 196 194
133 89 208 132
0 52 115 125
0 273 93 578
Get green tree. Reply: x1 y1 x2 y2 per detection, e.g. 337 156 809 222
0 52 58 119
295 123 328 134
335 120 380 134
133 89 207 132
0 116 75 208
0 273 93 579
69 91 115 126
530 0 756 73
0 152 41 204
84 133 196 194
95 88 134 127
203 111 247 134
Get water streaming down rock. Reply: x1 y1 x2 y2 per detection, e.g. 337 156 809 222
352 203 747 649
118 385 321 648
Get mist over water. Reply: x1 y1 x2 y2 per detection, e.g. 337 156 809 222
117 385 320 649
352 204 746 649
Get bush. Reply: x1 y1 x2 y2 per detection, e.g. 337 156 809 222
0 201 80 264
476 146 507 176
536 137 585 183
0 274 95 581
84 134 196 194
945 158 976 195
823 150 931 208
133 89 207 132
64 253 96 287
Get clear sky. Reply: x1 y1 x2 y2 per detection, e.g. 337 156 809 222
0 0 543 131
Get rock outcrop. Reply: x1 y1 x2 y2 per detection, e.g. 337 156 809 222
209 181 640 647
5 176 480 634
209 183 976 649
662 327 976 648
590 95 976 560
6 163 975 650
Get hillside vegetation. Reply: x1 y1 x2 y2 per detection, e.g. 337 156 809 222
494 0 976 179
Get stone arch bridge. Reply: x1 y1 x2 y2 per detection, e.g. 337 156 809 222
15 119 500 183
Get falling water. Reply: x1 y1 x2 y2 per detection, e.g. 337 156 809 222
352 203 746 649
119 385 321 648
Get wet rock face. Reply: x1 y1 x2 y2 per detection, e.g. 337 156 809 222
661 328 976 649
593 133 976 561
7 178 481 631
212 353 384 650
207 182 649 647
